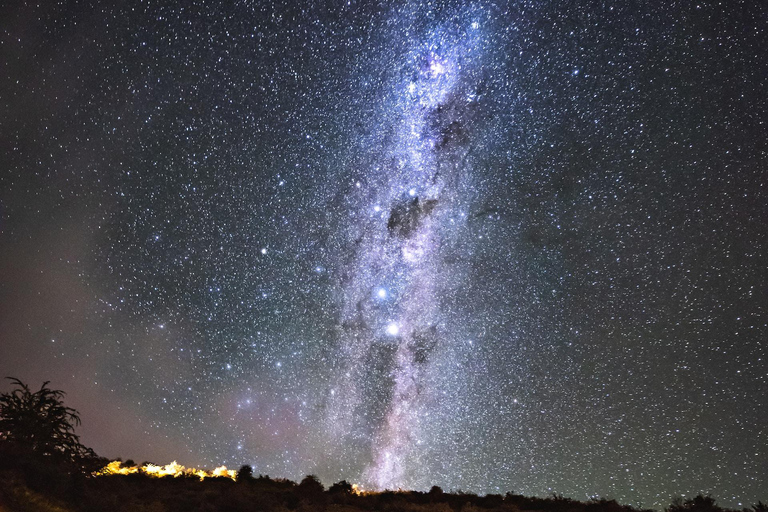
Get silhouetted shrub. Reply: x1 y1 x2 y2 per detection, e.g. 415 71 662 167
295 474 327 508
478 494 504 509
237 464 254 483
329 480 354 494
298 474 324 493
667 496 724 512
0 378 95 463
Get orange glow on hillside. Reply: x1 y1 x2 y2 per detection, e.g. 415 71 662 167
94 460 236 481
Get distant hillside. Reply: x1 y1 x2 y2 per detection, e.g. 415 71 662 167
1 380 764 512
1 460 766 512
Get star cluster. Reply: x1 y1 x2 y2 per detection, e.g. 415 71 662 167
0 1 766 510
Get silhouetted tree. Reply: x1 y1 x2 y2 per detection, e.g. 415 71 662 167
753 503 768 512
237 464 254 482
296 474 326 507
429 485 444 497
298 474 324 493
329 479 353 494
0 377 94 462
667 495 723 512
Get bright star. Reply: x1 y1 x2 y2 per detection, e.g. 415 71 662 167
429 60 445 76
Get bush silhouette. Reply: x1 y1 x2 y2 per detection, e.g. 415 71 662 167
667 495 724 512
329 479 353 494
295 474 326 507
0 377 93 462
237 464 254 483
297 474 323 492
430 485 444 496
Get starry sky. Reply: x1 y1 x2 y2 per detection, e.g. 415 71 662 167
1 0 767 509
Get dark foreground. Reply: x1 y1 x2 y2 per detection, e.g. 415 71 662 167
1 458 765 512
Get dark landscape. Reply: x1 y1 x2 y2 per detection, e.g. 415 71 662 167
0 379 765 512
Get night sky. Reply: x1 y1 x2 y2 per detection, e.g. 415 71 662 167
1 0 766 509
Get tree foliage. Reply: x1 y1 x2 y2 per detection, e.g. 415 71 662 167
236 464 254 482
0 377 94 462
667 496 724 512
296 474 326 504
328 479 353 494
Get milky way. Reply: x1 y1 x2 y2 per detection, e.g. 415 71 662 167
1 1 767 509
321 18 491 490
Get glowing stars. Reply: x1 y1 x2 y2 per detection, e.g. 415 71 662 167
386 322 400 336
261 248 268 255
429 58 446 76
377 288 388 299
402 246 420 262
372 204 387 220
407 82 417 95
402 238 427 263
409 188 417 196
471 21 480 30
